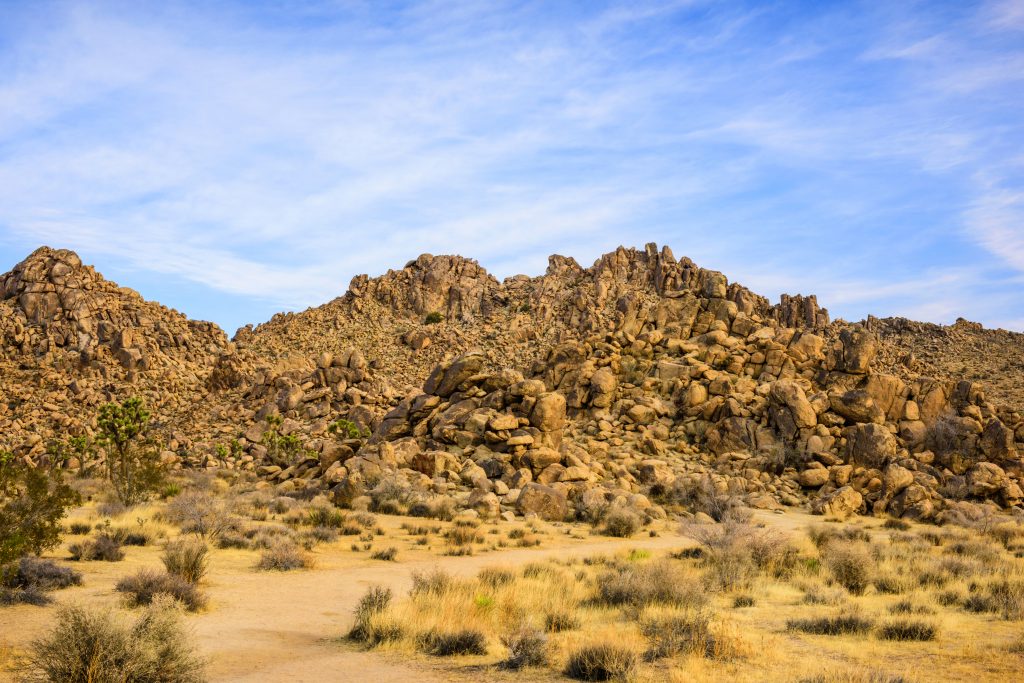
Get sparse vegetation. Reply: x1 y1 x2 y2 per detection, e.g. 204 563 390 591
96 397 166 506
22 599 205 682
161 537 209 584
0 450 81 566
116 569 207 611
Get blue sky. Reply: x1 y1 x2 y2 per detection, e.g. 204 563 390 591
0 0 1022 334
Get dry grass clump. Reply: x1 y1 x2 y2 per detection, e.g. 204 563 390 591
67 522 92 535
161 538 209 584
370 547 398 561
596 560 706 608
116 569 207 612
255 540 313 571
798 671 913 683
564 643 638 681
22 599 205 683
877 619 937 641
410 568 454 596
962 577 1024 619
348 586 397 644
418 628 488 656
808 525 871 548
499 626 548 669
787 610 875 636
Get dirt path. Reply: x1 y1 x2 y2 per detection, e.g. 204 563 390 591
194 528 692 682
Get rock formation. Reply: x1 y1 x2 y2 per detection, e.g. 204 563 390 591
1 243 1022 524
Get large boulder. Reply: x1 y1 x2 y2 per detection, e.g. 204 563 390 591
810 486 863 520
844 423 897 468
515 483 568 521
530 392 567 432
833 326 876 374
830 390 884 424
769 380 817 440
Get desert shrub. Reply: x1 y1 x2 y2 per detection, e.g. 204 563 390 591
733 595 756 608
424 311 444 324
418 628 487 656
255 540 312 571
887 599 933 615
22 599 205 682
0 451 81 565
68 533 124 562
670 476 744 521
116 569 206 612
96 398 166 506
808 525 870 549
306 506 345 529
499 626 547 669
787 611 874 636
878 619 937 641
802 584 848 606
599 507 641 538
348 586 393 642
306 526 339 544
686 521 797 590
4 556 82 592
641 610 711 659
164 491 237 539
161 538 209 584
445 526 481 546
963 579 1024 619
544 609 580 632
596 560 705 608
0 585 50 606
478 567 515 588
883 518 911 531
410 568 453 596
370 547 398 561
368 475 415 515
822 543 874 595
873 573 913 595
215 531 250 550
564 643 638 681
68 522 92 535
934 589 962 606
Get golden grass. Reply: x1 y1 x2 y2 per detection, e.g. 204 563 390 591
350 516 1024 682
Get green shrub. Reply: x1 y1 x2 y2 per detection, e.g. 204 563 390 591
23 600 205 682
0 451 81 565
424 312 444 325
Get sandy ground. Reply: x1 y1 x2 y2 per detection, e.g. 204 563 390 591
0 509 716 682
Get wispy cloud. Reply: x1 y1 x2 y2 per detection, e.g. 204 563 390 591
0 0 1021 332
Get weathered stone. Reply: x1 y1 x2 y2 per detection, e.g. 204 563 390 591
516 483 568 521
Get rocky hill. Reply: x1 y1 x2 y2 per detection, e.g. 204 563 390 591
1 244 1022 525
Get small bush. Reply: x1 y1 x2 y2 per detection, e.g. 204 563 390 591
162 538 209 584
597 560 706 609
370 547 398 561
964 579 1024 620
23 600 205 682
641 610 712 659
255 541 312 571
500 626 547 669
0 584 50 606
164 491 236 539
787 612 875 636
410 568 453 596
68 522 92 535
419 628 487 656
733 595 756 608
599 508 641 538
5 557 82 591
424 312 444 324
116 569 207 612
822 543 874 595
878 619 937 641
883 519 911 531
544 610 580 632
564 643 638 681
307 506 345 529
68 534 124 562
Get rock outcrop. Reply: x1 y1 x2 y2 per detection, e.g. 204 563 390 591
1 243 1022 525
